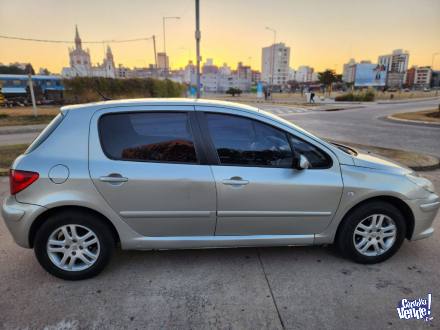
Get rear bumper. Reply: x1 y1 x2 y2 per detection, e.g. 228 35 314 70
407 193 440 241
1 195 45 248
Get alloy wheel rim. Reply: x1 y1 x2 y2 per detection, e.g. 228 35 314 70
353 214 397 257
47 224 100 271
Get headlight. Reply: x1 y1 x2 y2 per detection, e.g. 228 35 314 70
405 173 436 193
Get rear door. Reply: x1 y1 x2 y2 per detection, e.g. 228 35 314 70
89 106 217 237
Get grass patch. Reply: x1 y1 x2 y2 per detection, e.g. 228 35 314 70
391 110 440 124
0 144 29 174
331 140 439 170
0 106 59 126
334 91 375 102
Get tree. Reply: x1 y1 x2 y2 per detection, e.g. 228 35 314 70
39 68 51 75
24 64 35 75
318 69 340 96
0 65 26 74
226 87 242 96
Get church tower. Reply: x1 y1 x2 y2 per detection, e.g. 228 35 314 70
68 25 91 76
74 25 82 50
103 46 116 78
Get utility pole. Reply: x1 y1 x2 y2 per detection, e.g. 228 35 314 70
27 73 37 116
152 35 157 77
195 0 201 98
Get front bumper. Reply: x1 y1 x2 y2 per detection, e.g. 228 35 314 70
1 195 45 248
407 193 440 241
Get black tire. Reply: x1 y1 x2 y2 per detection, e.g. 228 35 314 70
34 210 115 280
336 201 406 264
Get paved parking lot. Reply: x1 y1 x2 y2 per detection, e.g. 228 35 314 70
0 171 439 329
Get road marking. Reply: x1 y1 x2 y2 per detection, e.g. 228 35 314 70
260 106 309 115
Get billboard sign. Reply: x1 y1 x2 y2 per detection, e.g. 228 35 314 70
354 64 387 87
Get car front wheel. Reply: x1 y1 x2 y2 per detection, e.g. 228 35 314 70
336 201 407 264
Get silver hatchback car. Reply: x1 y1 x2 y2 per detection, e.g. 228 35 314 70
2 99 439 280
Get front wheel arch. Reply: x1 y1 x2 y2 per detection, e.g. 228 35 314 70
335 195 415 243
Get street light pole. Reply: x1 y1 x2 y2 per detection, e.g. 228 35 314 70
162 16 180 76
152 35 157 76
195 0 201 98
265 26 276 91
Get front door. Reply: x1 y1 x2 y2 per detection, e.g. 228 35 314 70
89 107 216 237
199 111 343 236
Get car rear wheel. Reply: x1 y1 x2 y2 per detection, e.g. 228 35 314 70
34 210 115 280
336 201 406 264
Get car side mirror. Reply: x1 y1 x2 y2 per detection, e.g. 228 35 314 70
294 154 311 170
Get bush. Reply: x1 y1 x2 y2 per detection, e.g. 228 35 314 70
225 87 242 96
63 77 186 104
335 90 375 102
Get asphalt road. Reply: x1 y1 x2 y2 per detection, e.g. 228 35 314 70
260 98 440 157
1 170 439 329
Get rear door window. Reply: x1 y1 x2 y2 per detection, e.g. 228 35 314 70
99 112 198 164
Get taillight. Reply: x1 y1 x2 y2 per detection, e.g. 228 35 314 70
9 170 39 195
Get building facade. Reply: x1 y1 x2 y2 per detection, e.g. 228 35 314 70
157 52 169 70
342 59 356 83
294 66 318 83
378 49 409 88
62 26 116 78
261 43 290 86
414 66 432 88
405 67 416 87
198 59 254 92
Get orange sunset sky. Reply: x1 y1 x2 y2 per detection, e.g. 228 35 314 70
0 0 439 74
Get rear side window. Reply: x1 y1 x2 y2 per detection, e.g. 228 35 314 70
206 113 293 168
25 113 65 154
99 112 198 163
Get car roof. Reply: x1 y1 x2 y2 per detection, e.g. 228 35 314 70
61 98 260 114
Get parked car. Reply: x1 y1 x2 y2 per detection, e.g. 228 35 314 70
2 99 439 280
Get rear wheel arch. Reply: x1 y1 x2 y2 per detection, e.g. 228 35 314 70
335 195 415 242
29 205 120 248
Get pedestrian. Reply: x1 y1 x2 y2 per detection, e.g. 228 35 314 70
264 88 268 100
310 91 315 103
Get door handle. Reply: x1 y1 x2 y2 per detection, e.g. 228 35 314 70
222 177 249 186
99 174 128 183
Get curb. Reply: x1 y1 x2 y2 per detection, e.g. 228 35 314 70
410 162 440 172
384 115 440 128
322 106 364 112
377 96 440 105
